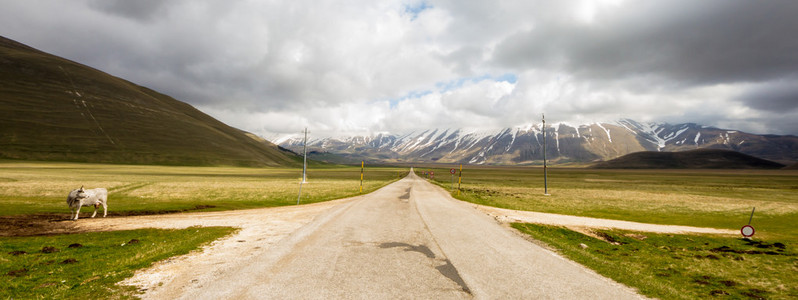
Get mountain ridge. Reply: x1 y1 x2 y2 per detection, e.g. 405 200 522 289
591 149 785 169
274 120 798 166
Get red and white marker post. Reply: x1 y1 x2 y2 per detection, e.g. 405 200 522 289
741 207 756 238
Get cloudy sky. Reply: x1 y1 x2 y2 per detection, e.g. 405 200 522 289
2 0 797 137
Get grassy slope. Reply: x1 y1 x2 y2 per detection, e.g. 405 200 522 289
0 36 298 167
0 227 237 299
0 161 408 216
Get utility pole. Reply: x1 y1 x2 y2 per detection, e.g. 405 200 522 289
543 113 549 196
302 127 308 183
297 127 309 205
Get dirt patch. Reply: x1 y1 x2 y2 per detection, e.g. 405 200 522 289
720 280 737 287
741 288 769 298
60 258 78 264
710 290 729 296
692 275 713 285
710 245 787 256
593 231 627 245
6 268 28 277
0 214 76 237
0 205 219 237
41 246 59 253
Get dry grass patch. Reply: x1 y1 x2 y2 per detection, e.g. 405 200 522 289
0 161 407 217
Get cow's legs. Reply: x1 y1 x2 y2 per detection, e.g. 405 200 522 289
91 206 98 218
102 202 107 217
71 207 77 220
74 206 81 220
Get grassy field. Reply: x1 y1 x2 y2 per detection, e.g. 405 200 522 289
421 166 798 240
417 166 798 299
0 161 408 217
1 227 236 299
0 161 406 298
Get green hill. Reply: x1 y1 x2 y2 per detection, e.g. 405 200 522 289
0 36 299 166
591 149 785 169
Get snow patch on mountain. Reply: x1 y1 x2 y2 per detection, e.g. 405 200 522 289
596 122 612 143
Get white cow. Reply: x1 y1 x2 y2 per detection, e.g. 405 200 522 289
66 186 108 220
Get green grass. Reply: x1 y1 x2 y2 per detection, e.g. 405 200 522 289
0 161 407 217
512 223 798 299
419 166 798 240
0 227 237 299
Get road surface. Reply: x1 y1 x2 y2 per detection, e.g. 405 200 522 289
122 171 642 299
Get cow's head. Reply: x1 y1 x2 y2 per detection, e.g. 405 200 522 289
76 186 87 199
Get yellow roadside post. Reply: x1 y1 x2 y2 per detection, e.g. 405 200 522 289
457 164 462 196
360 161 364 193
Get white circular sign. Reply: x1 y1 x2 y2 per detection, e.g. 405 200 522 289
741 225 755 237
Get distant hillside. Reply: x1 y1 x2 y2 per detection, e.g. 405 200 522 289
591 149 785 169
0 36 299 166
784 163 798 170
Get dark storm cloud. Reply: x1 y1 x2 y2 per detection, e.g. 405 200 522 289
736 79 798 113
492 0 798 86
88 0 174 21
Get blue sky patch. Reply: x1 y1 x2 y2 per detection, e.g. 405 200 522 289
435 73 518 92
389 89 433 108
387 73 517 108
404 1 432 20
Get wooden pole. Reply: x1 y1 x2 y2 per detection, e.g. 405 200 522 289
458 164 462 196
543 114 549 195
302 128 308 183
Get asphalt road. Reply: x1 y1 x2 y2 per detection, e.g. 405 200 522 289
175 171 642 299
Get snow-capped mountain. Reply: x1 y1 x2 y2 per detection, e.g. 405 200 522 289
272 119 798 165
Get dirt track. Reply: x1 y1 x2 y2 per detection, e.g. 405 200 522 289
22 171 734 298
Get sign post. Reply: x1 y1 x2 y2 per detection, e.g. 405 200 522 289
741 207 756 238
